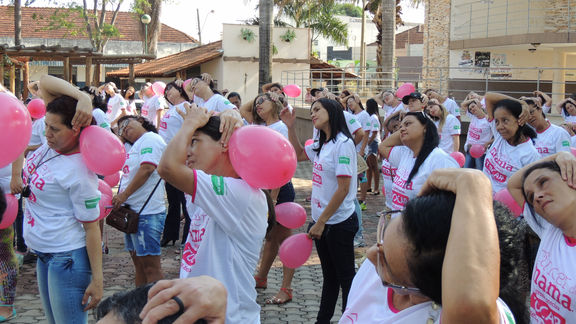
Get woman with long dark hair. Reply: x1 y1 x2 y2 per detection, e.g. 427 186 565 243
555 97 576 124
80 86 111 132
280 98 358 324
341 168 526 324
378 111 458 212
123 86 137 115
482 93 540 194
99 82 127 129
158 104 275 324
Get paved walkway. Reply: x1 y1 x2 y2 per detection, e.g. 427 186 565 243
12 161 387 323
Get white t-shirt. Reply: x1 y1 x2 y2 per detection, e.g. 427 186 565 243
442 97 460 117
267 120 288 139
200 94 236 113
0 164 12 193
340 260 517 324
92 109 111 132
141 95 165 127
483 120 541 194
126 101 137 115
523 205 576 324
382 158 397 209
542 103 551 114
533 122 571 158
383 102 404 120
388 147 459 211
369 114 382 144
434 114 461 154
120 132 166 215
23 144 100 253
353 110 371 153
464 112 492 150
180 170 267 324
561 109 576 124
106 94 127 122
313 111 362 141
26 117 47 160
571 135 576 148
304 133 357 224
159 102 187 144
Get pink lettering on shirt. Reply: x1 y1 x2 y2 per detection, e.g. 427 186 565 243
392 189 409 207
484 158 507 183
312 172 323 186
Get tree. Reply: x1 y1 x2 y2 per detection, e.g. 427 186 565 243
130 0 163 54
330 3 362 17
259 0 273 91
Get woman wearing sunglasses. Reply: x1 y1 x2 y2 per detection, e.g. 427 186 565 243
185 75 236 113
378 111 459 212
114 115 167 286
341 168 526 324
23 75 102 324
280 98 358 324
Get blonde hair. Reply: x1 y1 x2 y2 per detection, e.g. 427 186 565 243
252 93 284 125
427 103 449 132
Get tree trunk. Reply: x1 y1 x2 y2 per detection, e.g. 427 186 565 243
14 0 22 96
259 0 273 91
381 0 395 90
136 0 162 54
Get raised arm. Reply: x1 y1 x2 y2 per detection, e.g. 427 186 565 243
556 98 575 114
378 129 402 160
460 99 475 116
534 90 552 109
279 106 308 162
40 74 93 130
372 92 385 107
484 92 530 125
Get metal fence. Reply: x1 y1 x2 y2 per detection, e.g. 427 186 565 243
281 65 576 114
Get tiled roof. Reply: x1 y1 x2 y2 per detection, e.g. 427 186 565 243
367 25 423 48
106 41 222 77
0 6 197 44
310 56 357 78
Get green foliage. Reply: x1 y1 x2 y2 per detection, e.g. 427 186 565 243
240 28 258 43
130 0 174 15
280 29 296 43
330 3 362 17
281 3 348 46
273 43 278 55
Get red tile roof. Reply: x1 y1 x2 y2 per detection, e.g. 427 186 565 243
0 6 197 44
107 41 222 77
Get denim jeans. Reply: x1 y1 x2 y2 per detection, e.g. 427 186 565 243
309 212 359 324
353 199 363 240
463 151 485 170
125 212 166 256
36 247 92 324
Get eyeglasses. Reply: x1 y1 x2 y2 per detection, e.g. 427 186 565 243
376 210 421 294
256 97 271 106
118 118 136 137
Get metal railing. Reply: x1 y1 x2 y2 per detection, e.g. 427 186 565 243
451 0 573 40
281 65 576 114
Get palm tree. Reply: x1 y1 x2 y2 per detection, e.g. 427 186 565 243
259 0 273 90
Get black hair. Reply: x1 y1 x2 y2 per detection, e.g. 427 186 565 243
80 86 108 113
47 95 96 129
403 112 440 184
571 92 576 100
562 100 576 117
270 83 283 93
365 98 380 116
191 76 220 95
123 86 136 102
494 99 537 145
401 192 526 324
346 96 364 112
311 98 354 156
117 115 158 143
164 81 191 106
524 99 546 118
195 116 277 234
0 187 5 224
341 90 351 97
94 282 206 324
227 92 241 100
521 161 562 229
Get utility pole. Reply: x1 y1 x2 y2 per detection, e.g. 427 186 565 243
197 8 202 45
360 0 366 95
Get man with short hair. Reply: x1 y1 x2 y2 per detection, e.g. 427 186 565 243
227 92 242 109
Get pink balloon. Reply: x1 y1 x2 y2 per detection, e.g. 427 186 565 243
27 99 46 119
493 188 522 217
449 151 465 168
396 83 416 100
470 144 485 159
275 202 307 229
104 171 121 188
152 81 166 96
279 233 313 268
0 93 32 169
98 180 113 199
183 79 192 89
0 194 18 229
80 126 126 175
228 125 297 189
283 84 301 98
304 139 314 147
571 147 576 158
98 194 113 220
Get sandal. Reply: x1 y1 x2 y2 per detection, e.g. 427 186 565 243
371 191 380 196
254 276 268 289
265 288 293 305
0 305 16 323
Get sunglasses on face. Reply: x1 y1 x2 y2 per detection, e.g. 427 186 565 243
256 97 270 106
376 210 422 294
118 118 137 137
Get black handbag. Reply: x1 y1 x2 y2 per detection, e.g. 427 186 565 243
106 179 162 234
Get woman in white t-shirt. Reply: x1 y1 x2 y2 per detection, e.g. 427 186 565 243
157 105 274 324
341 168 525 324
482 93 540 194
559 123 576 147
425 101 461 154
555 97 576 124
345 94 371 210
158 82 192 248
280 98 358 324
123 86 137 115
24 75 102 324
250 92 297 305
379 115 401 213
101 82 127 128
364 99 382 195
461 98 492 170
185 75 236 113
80 86 111 132
508 152 576 324
378 111 459 212
525 98 571 158
114 115 167 286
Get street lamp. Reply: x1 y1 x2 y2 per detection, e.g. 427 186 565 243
197 9 214 45
141 14 151 54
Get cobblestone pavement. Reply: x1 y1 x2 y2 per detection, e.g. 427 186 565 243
12 161 387 323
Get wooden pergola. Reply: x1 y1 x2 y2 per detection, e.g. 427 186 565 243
0 44 156 96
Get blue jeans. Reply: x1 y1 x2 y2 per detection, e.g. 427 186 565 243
463 151 485 170
36 247 92 324
353 199 363 240
125 212 166 256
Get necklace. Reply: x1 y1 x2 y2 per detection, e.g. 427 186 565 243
426 302 440 324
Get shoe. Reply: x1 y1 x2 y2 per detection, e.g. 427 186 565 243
353 238 366 248
254 276 268 289
160 238 176 247
359 201 367 211
265 288 293 304
0 306 17 322
371 191 381 196
366 188 372 193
